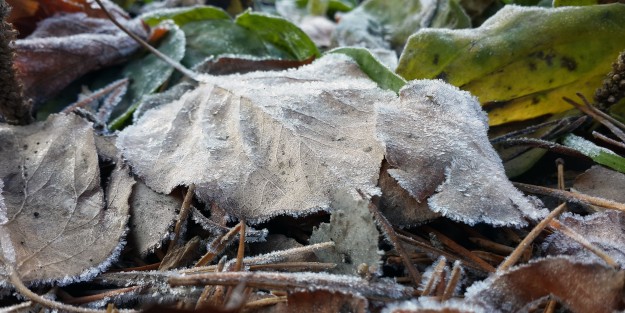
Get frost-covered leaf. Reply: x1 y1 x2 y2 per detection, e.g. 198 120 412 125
0 114 129 284
543 211 625 267
14 13 147 104
562 135 625 174
465 257 625 313
376 80 545 226
309 191 382 275
140 5 319 68
119 55 541 226
118 54 389 223
397 4 625 125
332 0 470 52
129 181 181 256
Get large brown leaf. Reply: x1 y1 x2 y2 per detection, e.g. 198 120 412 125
0 114 128 284
118 55 543 225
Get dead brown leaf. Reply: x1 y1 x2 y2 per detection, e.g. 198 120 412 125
0 114 128 284
465 257 625 313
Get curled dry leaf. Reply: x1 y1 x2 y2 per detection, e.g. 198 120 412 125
543 211 625 267
14 13 147 104
465 257 625 313
0 114 129 284
376 80 545 226
309 191 382 275
118 54 543 226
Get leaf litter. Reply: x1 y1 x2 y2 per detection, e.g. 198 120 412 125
4 0 625 311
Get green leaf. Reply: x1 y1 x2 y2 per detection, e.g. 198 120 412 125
143 6 319 67
235 11 320 60
553 0 599 7
396 4 625 126
109 22 186 130
181 20 273 66
562 134 625 173
327 47 406 93
140 5 230 27
333 0 470 51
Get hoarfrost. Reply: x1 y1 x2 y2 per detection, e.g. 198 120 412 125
376 80 546 226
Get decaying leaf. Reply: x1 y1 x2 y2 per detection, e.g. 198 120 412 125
465 257 625 313
543 211 625 267
572 165 625 205
14 12 147 104
397 4 625 125
0 114 128 284
118 54 543 226
118 54 389 223
376 80 545 226
309 191 382 275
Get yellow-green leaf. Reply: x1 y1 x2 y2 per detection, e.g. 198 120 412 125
396 4 625 126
